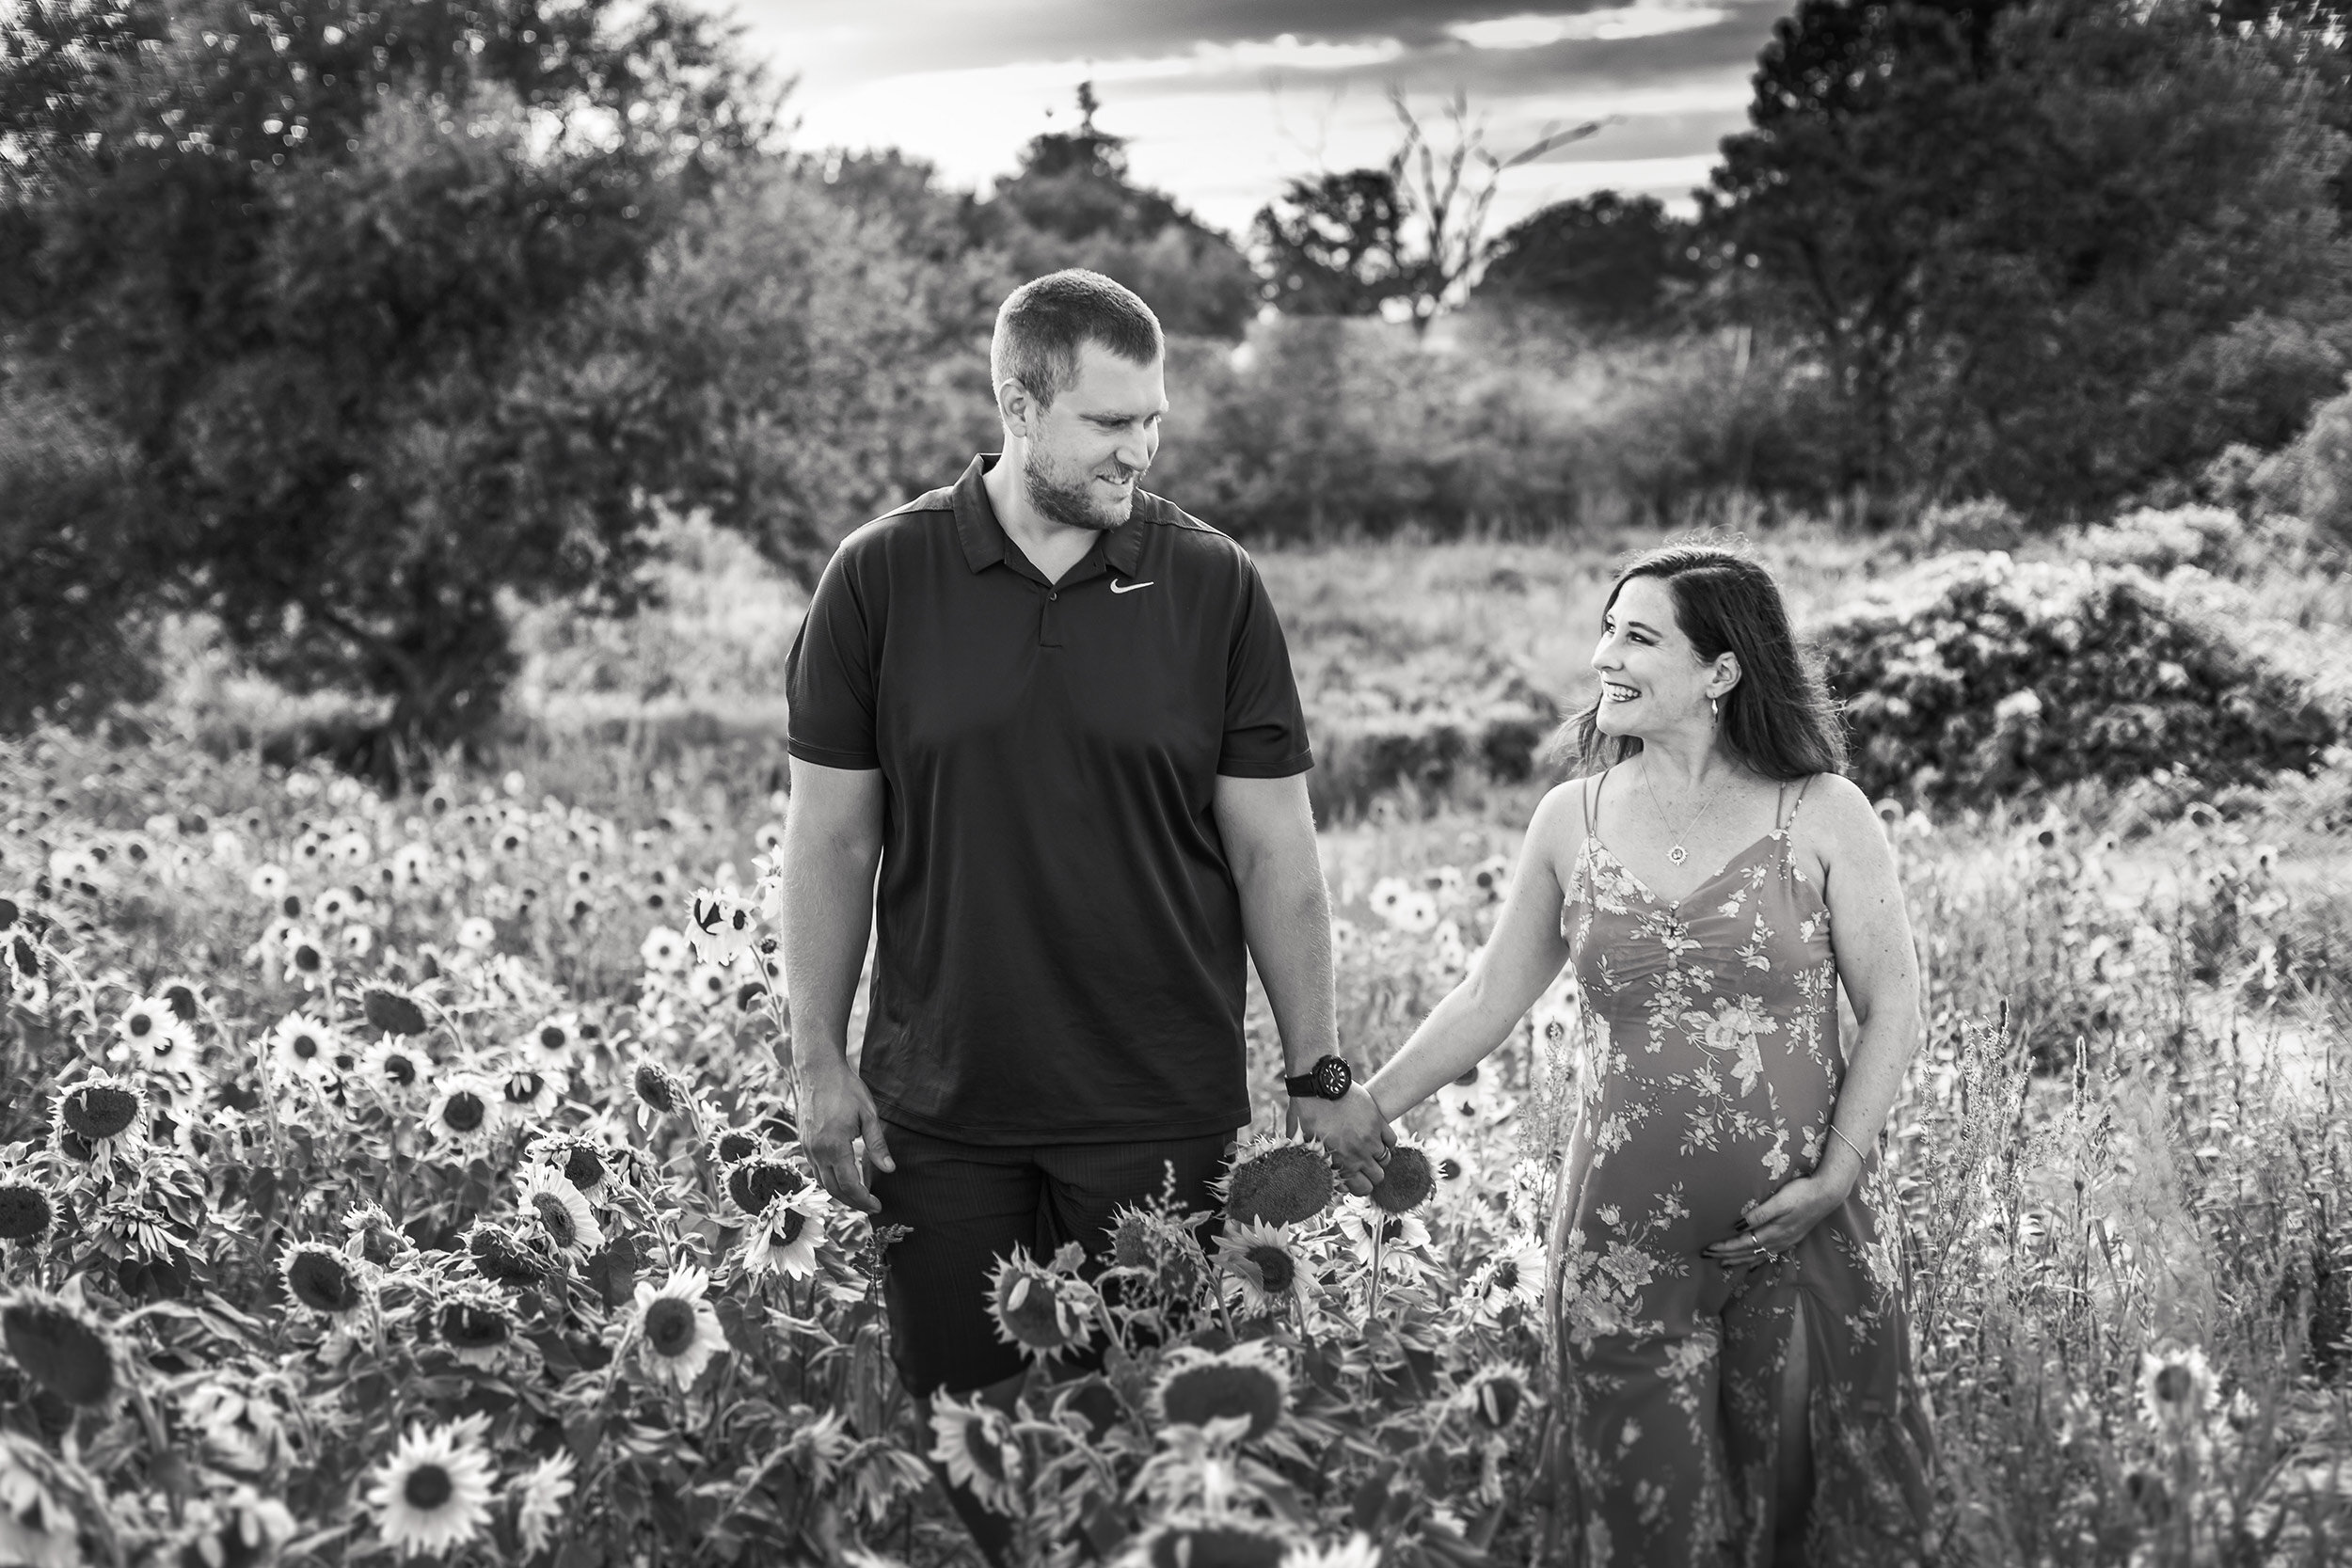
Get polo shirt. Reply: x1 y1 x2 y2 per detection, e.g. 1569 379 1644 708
785 453 1314 1145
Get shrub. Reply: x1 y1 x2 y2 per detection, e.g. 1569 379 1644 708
1302 653 1558 821
1814 551 2338 808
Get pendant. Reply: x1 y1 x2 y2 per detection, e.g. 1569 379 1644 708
1667 844 1689 865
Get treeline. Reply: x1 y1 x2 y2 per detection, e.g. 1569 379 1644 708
7 0 2352 752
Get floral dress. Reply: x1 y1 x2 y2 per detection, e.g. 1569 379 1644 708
1541 770 1933 1566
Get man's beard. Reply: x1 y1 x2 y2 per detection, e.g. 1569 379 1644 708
1023 444 1140 532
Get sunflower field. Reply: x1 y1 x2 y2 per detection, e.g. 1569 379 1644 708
1 728 2349 1567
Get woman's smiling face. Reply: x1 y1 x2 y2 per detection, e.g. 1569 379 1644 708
1590 575 1721 738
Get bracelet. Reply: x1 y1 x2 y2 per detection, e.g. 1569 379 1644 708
1827 1123 1869 1165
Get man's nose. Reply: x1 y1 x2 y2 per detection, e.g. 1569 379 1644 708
1117 428 1152 472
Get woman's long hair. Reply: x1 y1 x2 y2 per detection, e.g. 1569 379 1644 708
1547 540 1846 782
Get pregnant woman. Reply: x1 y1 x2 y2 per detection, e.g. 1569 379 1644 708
1364 542 1932 1566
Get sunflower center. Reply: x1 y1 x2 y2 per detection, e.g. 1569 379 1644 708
2153 1365 2195 1406
0 1184 54 1241
1246 1244 1295 1292
292 1034 319 1060
1477 1377 1524 1429
384 1053 417 1086
1 1301 116 1406
441 1303 511 1348
1494 1260 1519 1291
403 1463 454 1511
644 1297 697 1356
775 1210 806 1245
63 1084 140 1140
539 1026 565 1051
531 1193 577 1248
506 1072 545 1103
288 1250 353 1311
961 1416 1007 1483
127 1013 153 1038
563 1147 605 1188
441 1090 485 1132
1158 1363 1284 1441
164 985 196 1020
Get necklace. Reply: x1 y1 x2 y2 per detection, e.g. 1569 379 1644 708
1640 760 1717 866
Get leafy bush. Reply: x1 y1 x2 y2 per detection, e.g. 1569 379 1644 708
1814 551 2339 808
1306 655 1559 821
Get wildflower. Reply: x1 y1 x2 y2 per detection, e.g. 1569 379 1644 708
1155 1341 1292 1441
632 1266 727 1389
710 1127 763 1165
1423 1137 1480 1200
630 1059 691 1125
1366 1146 1435 1214
516 1167 602 1262
929 1395 1022 1514
454 917 496 954
523 1013 580 1061
525 1132 613 1200
512 1449 576 1555
740 1189 831 1281
423 1073 503 1157
1472 1242 1547 1311
1215 1222 1311 1318
1281 1535 1381 1568
1367 877 1408 925
1391 891 1438 934
391 843 432 884
688 889 760 969
1109 1204 1210 1300
1454 1361 1535 1431
0 1430 82 1568
1470 853 1510 902
1129 1514 1295 1568
0 1180 56 1244
1 1289 120 1407
987 1248 1099 1362
684 963 732 1008
364 1418 497 1557
267 1013 339 1085
501 1066 564 1120
247 864 290 903
639 926 688 973
2137 1343 2218 1438
280 1241 368 1316
465 1220 546 1287
436 1289 520 1368
52 1073 146 1162
333 831 373 865
360 984 430 1037
154 974 204 1024
183 1380 294 1472
1217 1135 1334 1227
177 1483 297 1566
723 1155 805 1219
342 924 375 958
754 821 786 853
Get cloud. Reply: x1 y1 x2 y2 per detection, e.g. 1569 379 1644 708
1448 7 1731 47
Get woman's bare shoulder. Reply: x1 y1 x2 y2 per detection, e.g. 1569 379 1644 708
1794 772 1884 863
1520 774 1601 881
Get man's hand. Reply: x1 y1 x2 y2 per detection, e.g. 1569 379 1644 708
1295 1085 1394 1197
799 1055 896 1214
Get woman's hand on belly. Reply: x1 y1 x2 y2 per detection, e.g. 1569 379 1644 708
1703 1164 1856 1266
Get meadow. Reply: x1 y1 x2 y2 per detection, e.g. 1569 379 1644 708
3 518 2350 1567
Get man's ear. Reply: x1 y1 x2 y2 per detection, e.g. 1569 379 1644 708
996 377 1037 440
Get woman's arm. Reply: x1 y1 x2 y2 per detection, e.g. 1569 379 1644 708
1706 771 1922 1259
1364 781 1581 1120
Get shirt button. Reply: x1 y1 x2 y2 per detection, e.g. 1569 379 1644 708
1048 591 1057 601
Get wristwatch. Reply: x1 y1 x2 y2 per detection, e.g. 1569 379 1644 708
1284 1054 1354 1101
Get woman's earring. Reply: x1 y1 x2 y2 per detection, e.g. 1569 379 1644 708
1710 695 1720 721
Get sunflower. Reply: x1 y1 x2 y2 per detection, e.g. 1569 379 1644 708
314 885 354 926
267 1013 339 1085
281 928 332 990
524 1132 615 1202
723 1154 806 1220
465 1220 546 1288
1454 1361 1536 1432
1472 1241 1547 1312
247 864 290 903
114 997 198 1078
709 1127 763 1167
1153 1342 1292 1442
182 1381 294 1473
501 1066 565 1120
1214 1222 1313 1320
50 1073 146 1164
1128 1514 1295 1568
522 1013 580 1063
515 1167 602 1262
177 1483 297 1566
632 1266 727 1390
0 1180 56 1245
342 924 375 958
638 926 688 973
453 917 496 954
364 1418 497 1558
1422 1137 1482 1202
987 1249 1100 1363
434 1289 520 1369
928 1395 1022 1515
629 1060 694 1131
739 1189 831 1282
512 1449 577 1555
280 1241 369 1317
1367 877 1408 925
1216 1135 1335 1228
1366 1146 1435 1215
0 1289 120 1408
1280 1535 1382 1568
2137 1343 2218 1439
423 1072 504 1157
360 984 430 1038
684 964 732 1009
361 1038 429 1099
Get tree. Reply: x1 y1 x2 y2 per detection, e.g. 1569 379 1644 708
1 0 771 752
1252 90 1605 334
1708 0 2352 519
1474 191 1709 332
983 85 1260 340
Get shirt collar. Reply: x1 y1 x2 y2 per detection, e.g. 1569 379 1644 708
952 452 1151 579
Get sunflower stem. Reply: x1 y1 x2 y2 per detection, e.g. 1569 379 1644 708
1369 1219 1387 1324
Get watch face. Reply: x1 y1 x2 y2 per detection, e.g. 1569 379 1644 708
1316 1056 1351 1100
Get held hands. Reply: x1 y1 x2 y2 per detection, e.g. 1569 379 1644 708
1702 1146 1863 1267
1294 1086 1396 1198
798 1055 896 1214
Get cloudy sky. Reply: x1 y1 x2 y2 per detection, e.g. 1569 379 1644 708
740 0 1788 240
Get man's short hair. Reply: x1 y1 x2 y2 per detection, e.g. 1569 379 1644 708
991 270 1164 411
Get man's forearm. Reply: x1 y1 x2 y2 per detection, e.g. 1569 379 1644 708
1235 857 1338 1073
780 828 880 1079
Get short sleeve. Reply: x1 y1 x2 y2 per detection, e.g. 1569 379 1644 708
785 545 882 770
1218 557 1313 779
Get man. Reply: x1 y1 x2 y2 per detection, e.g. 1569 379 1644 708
781 269 1392 1559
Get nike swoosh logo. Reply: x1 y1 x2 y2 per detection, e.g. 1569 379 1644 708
1109 579 1154 594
